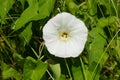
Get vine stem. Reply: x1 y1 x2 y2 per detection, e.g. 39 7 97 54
64 58 72 80
80 57 87 80
38 42 45 59
47 70 55 80
111 0 118 17
23 35 39 59
91 29 120 80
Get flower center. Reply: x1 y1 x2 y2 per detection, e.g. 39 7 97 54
60 31 70 41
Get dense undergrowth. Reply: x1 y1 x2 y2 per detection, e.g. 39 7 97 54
0 0 120 80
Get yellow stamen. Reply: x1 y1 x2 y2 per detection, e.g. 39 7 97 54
60 31 70 41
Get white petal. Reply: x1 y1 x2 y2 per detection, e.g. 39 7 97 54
46 40 67 57
69 19 87 34
54 42 67 57
65 39 84 57
45 42 58 55
43 20 60 46
43 21 58 34
51 12 75 28
54 41 78 58
66 40 79 57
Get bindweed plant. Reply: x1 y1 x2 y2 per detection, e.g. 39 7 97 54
0 0 120 80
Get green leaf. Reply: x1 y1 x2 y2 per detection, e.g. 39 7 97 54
88 27 106 64
59 74 66 80
37 0 56 19
19 22 32 46
12 3 38 31
97 16 116 28
27 0 37 6
23 57 48 80
72 65 84 80
49 63 61 80
87 0 97 15
65 0 79 15
0 0 14 21
18 0 25 8
1 62 22 80
13 0 55 31
98 0 117 15
13 53 25 68
72 58 84 80
88 27 107 80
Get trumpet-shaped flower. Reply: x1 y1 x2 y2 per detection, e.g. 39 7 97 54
43 12 88 58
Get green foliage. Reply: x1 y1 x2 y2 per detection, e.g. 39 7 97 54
65 0 79 14
0 0 14 21
97 16 116 28
49 63 61 80
87 0 97 15
1 62 22 80
88 27 106 64
0 0 120 80
72 59 84 80
19 22 32 47
23 57 48 80
13 2 38 31
13 0 55 31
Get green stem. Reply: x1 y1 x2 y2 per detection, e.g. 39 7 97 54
23 35 39 59
111 0 118 17
64 58 72 79
47 70 55 80
30 47 39 59
38 42 45 59
80 57 87 80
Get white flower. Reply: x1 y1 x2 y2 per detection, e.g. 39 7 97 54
43 12 88 58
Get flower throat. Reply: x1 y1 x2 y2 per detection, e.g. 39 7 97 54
60 32 70 41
